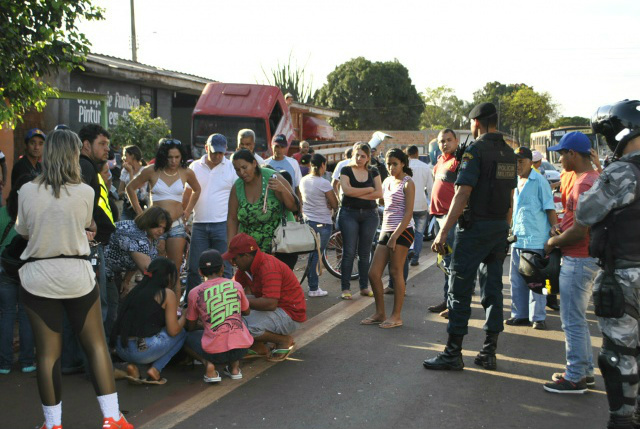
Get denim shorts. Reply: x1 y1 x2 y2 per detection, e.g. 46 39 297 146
160 219 188 240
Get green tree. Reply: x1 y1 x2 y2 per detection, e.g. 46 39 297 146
0 0 104 127
262 54 314 104
420 86 471 130
110 104 171 160
502 86 557 143
315 57 424 130
552 116 590 128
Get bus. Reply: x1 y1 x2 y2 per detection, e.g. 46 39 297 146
530 126 605 163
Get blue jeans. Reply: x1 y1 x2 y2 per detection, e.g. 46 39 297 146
435 216 456 301
338 207 379 291
187 222 232 296
116 328 187 372
0 270 35 369
559 255 597 382
410 210 428 263
306 221 332 291
447 220 509 336
509 248 546 322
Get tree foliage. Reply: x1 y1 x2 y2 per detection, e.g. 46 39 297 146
262 54 314 104
552 116 590 128
0 0 104 127
315 57 424 130
472 81 557 141
420 86 471 130
110 104 171 160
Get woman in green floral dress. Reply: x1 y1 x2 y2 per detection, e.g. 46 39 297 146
227 149 298 268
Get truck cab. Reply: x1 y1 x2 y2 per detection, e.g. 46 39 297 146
191 83 294 159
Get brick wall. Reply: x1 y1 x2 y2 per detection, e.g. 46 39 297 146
334 129 441 155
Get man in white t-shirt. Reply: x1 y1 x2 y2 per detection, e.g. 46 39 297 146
237 129 265 165
184 133 238 295
407 145 434 265
331 147 353 196
265 134 303 206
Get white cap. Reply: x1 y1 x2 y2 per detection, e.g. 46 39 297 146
532 150 543 162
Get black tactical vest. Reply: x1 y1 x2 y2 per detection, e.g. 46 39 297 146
590 158 640 262
468 133 517 220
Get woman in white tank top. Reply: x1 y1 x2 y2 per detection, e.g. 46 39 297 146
126 139 201 297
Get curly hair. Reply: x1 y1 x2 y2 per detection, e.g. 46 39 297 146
154 138 188 170
386 148 413 177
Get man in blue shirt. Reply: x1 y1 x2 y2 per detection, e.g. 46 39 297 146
507 147 557 330
265 134 302 206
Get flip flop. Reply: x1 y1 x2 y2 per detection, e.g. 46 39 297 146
243 349 270 360
379 321 403 329
360 290 374 297
125 375 143 385
360 317 383 325
341 292 352 300
267 345 296 362
141 377 167 385
223 366 243 380
203 371 221 383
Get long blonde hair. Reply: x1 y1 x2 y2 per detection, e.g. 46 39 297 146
36 129 83 198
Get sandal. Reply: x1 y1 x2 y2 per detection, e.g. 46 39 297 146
360 289 374 297
203 371 221 383
141 377 167 385
267 345 295 362
360 317 383 325
341 292 352 300
379 320 403 329
243 349 270 360
223 366 243 380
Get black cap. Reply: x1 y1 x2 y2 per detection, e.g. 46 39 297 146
515 146 533 160
199 249 223 270
272 134 288 146
469 102 497 120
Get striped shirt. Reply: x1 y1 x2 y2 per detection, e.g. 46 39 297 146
381 175 415 232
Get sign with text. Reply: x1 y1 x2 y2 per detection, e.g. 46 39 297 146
68 74 155 130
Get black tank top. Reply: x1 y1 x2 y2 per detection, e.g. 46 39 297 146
113 285 166 347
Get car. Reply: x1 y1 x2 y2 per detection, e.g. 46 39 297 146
541 161 561 183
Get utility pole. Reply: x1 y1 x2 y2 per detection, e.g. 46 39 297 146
130 0 137 62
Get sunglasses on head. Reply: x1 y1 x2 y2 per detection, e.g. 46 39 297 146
162 139 182 145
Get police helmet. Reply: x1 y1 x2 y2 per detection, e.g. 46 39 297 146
518 249 561 295
591 99 640 157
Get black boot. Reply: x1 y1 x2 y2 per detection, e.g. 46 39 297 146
423 334 464 371
608 414 634 429
474 332 499 371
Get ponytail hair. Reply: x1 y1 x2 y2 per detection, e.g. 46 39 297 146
386 148 413 177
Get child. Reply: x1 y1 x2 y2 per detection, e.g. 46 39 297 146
361 148 415 329
185 249 253 382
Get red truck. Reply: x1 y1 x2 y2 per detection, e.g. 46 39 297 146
191 82 350 163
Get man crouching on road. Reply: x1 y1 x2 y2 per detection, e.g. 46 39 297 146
223 233 306 362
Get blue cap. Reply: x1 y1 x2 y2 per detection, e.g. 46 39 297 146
25 128 46 142
272 134 288 146
206 133 227 153
548 131 591 153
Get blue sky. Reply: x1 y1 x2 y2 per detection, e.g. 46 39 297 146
79 0 640 119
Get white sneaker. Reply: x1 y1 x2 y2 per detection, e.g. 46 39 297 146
308 288 328 297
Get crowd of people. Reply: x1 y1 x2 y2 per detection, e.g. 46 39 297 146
1 98 640 429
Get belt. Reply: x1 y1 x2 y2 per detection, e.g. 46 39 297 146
170 218 184 228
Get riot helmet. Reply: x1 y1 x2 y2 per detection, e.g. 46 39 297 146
518 249 561 295
591 99 640 157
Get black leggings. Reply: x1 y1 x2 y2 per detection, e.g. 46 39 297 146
20 285 115 405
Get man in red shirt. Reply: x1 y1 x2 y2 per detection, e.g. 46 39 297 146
427 129 460 316
223 233 306 362
543 132 600 394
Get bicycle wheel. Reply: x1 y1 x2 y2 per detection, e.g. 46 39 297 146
322 230 359 280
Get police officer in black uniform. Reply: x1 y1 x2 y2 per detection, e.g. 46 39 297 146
423 102 517 372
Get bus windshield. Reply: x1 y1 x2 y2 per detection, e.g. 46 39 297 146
192 115 268 153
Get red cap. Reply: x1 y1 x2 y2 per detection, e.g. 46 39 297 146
222 233 259 260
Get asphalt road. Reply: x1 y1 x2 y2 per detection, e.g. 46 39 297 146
1 254 609 429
